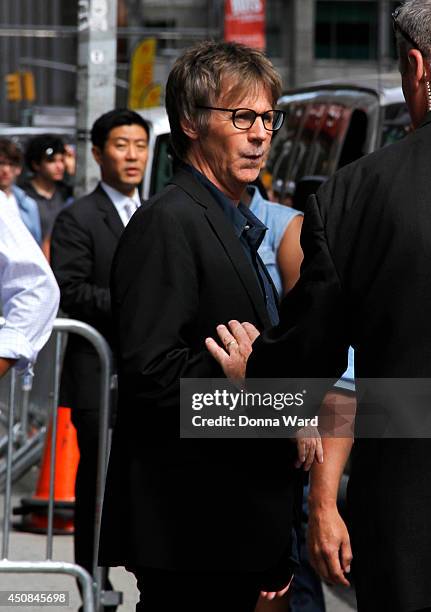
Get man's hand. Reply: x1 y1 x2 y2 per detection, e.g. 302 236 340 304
205 320 259 381
294 426 324 470
260 574 294 601
308 503 352 587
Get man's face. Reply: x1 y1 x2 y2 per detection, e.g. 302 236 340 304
93 124 149 195
0 157 21 193
187 84 274 200
34 153 65 183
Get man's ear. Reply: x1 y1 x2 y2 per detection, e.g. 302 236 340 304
407 48 426 87
180 118 199 141
92 145 102 166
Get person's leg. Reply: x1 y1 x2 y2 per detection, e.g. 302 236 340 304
72 409 100 577
130 568 261 612
288 484 325 612
72 410 115 609
288 527 325 611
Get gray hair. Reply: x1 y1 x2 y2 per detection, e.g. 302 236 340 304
165 40 282 160
395 0 431 73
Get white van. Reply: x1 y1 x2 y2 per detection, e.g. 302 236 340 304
265 74 411 208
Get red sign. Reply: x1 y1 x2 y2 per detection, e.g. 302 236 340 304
224 0 266 50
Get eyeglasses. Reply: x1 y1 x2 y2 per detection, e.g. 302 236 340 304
196 106 286 131
392 7 421 51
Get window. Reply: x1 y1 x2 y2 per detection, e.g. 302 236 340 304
338 109 368 167
315 1 378 60
266 0 284 57
267 99 353 202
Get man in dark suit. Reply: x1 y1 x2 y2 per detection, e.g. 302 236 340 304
50 109 149 608
99 41 321 612
206 2 431 611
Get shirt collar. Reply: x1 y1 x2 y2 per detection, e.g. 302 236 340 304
100 181 140 212
184 163 266 246
238 201 267 251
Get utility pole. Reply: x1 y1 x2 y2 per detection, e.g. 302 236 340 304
288 0 314 87
378 0 391 72
75 0 118 197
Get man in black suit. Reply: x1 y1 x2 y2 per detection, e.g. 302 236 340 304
50 109 149 607
206 2 431 610
99 41 321 612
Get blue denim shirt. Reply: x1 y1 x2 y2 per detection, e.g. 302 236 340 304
12 185 42 245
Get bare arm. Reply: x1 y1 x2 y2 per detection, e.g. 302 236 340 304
277 215 303 295
308 390 356 586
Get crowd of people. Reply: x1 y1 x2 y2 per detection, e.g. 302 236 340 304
2 1 431 611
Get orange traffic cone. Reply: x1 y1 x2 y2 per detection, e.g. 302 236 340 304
13 406 80 534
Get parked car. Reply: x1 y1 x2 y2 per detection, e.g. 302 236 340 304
264 74 411 209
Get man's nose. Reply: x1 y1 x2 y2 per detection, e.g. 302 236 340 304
248 116 269 142
126 144 138 159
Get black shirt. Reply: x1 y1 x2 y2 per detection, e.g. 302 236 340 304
21 180 72 241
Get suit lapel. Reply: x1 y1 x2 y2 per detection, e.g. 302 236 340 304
169 170 272 329
95 184 125 239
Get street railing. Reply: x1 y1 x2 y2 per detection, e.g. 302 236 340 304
0 318 118 612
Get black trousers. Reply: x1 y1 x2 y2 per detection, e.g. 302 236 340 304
130 568 268 612
72 410 113 601
129 550 295 612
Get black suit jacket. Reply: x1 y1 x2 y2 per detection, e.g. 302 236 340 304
51 184 129 412
99 169 303 573
248 113 431 610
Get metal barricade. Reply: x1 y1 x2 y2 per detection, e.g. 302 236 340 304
0 317 116 612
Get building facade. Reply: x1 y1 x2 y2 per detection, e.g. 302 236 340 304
0 0 400 125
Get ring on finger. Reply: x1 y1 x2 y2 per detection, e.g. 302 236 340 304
226 340 237 350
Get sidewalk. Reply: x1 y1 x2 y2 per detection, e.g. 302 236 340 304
0 469 138 611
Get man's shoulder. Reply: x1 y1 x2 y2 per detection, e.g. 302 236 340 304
317 132 414 210
56 186 106 220
139 182 201 222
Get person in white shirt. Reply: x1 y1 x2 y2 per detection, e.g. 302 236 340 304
50 109 149 610
0 190 59 377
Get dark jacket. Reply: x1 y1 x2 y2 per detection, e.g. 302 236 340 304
99 169 302 573
50 184 128 412
248 112 431 611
